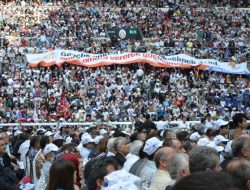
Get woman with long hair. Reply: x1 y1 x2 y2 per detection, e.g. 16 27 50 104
53 143 83 188
46 160 79 190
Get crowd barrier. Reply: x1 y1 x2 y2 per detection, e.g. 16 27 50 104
0 121 201 128
0 120 250 127
1 121 250 142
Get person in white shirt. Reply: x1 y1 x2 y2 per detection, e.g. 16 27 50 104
123 140 143 172
18 137 30 159
178 116 190 130
204 113 215 133
77 134 95 160
148 147 176 190
135 67 144 82
156 117 167 131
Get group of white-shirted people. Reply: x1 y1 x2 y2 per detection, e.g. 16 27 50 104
0 111 249 190
0 0 250 190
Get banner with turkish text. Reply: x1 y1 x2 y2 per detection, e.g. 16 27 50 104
26 50 250 75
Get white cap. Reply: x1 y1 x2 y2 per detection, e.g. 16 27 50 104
189 132 201 142
207 141 224 152
45 131 54 137
44 143 58 155
197 137 210 146
213 135 229 145
215 146 224 152
100 129 108 136
37 128 47 133
65 136 72 144
109 130 115 137
94 135 104 145
143 137 163 156
215 120 229 130
81 134 95 145
14 130 22 137
102 170 140 190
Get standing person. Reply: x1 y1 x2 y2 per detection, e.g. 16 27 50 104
60 144 83 188
135 67 144 83
0 136 18 190
77 134 95 160
171 172 241 190
231 136 250 161
142 114 158 134
215 120 229 138
166 153 190 189
189 146 222 173
27 135 41 179
148 147 176 190
46 160 80 190
204 113 216 133
42 143 58 183
130 137 162 190
231 113 248 140
114 137 130 167
35 136 50 179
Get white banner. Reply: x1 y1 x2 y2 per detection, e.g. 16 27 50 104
26 50 250 75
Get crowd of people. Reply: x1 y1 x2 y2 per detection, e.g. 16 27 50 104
0 1 249 125
0 0 249 62
1 62 250 125
0 112 249 190
0 0 249 190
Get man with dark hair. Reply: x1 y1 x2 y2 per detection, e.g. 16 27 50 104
232 113 248 140
86 156 121 190
0 136 18 190
204 113 215 133
171 172 240 190
34 136 50 179
142 113 157 133
189 146 221 173
163 139 186 153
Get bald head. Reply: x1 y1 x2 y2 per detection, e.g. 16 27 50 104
172 139 186 153
227 159 250 190
227 159 250 173
239 134 250 138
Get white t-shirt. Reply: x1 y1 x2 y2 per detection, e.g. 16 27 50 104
18 140 30 158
